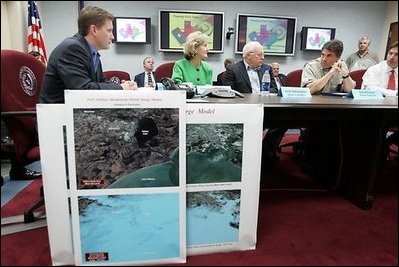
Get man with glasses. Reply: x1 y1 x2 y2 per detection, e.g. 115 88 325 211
224 41 279 162
225 41 276 93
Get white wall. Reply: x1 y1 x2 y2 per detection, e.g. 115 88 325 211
1 1 28 51
5 1 394 80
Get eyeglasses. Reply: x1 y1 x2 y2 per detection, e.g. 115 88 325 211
251 51 264 58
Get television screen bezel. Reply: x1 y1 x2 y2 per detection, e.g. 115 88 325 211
158 9 225 53
300 26 336 51
235 13 297 56
112 16 151 44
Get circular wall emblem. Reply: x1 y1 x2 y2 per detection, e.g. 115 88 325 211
110 76 120 84
19 66 37 96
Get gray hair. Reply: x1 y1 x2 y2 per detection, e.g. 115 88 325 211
359 35 371 44
142 56 153 64
183 31 208 60
242 41 263 58
271 62 280 68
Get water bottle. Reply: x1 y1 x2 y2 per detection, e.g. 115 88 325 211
261 71 271 96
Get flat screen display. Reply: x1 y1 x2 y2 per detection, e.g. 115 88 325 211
113 17 151 44
300 26 336 51
235 13 297 56
159 9 224 53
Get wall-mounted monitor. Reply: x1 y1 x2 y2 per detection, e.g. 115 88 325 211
235 13 297 56
300 26 336 51
159 9 224 53
113 17 151 44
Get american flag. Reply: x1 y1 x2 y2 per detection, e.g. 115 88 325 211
27 1 47 65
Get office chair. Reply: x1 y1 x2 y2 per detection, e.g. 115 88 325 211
1 49 45 223
103 70 131 84
278 69 304 155
284 69 302 87
154 62 175 83
349 69 367 89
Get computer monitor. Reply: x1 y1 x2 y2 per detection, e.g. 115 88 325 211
300 26 336 51
113 17 151 44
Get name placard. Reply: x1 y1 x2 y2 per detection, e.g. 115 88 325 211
280 87 312 98
351 89 383 99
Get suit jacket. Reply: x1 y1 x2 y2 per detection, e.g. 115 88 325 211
215 71 226 85
40 33 122 104
270 73 287 91
134 71 157 90
224 60 277 93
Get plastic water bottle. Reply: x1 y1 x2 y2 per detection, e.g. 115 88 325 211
261 71 271 96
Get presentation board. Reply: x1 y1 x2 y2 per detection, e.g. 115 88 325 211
37 96 264 265
37 90 187 266
185 103 264 255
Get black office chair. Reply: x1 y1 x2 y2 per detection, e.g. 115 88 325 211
383 129 398 161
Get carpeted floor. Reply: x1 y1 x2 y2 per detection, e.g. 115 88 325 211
1 134 397 266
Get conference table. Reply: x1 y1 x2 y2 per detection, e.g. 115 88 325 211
198 93 398 209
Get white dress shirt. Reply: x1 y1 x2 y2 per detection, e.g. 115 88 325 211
362 61 398 96
244 62 260 93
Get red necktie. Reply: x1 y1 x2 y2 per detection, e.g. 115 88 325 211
387 70 396 90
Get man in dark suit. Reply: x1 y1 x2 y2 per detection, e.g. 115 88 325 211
224 41 276 93
134 57 157 89
40 6 137 104
215 58 235 85
270 62 287 90
262 61 289 161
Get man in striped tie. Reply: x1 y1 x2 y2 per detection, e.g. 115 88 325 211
270 62 287 91
134 57 157 89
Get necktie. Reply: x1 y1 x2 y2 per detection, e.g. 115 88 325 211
275 76 281 89
387 70 396 90
93 52 100 72
147 72 153 86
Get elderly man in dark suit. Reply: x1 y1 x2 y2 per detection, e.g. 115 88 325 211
40 6 137 104
270 62 287 90
224 41 276 93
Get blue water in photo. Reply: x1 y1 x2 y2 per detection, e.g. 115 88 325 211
79 193 180 264
187 198 239 246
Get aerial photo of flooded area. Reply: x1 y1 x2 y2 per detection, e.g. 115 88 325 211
73 108 179 189
186 123 243 184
